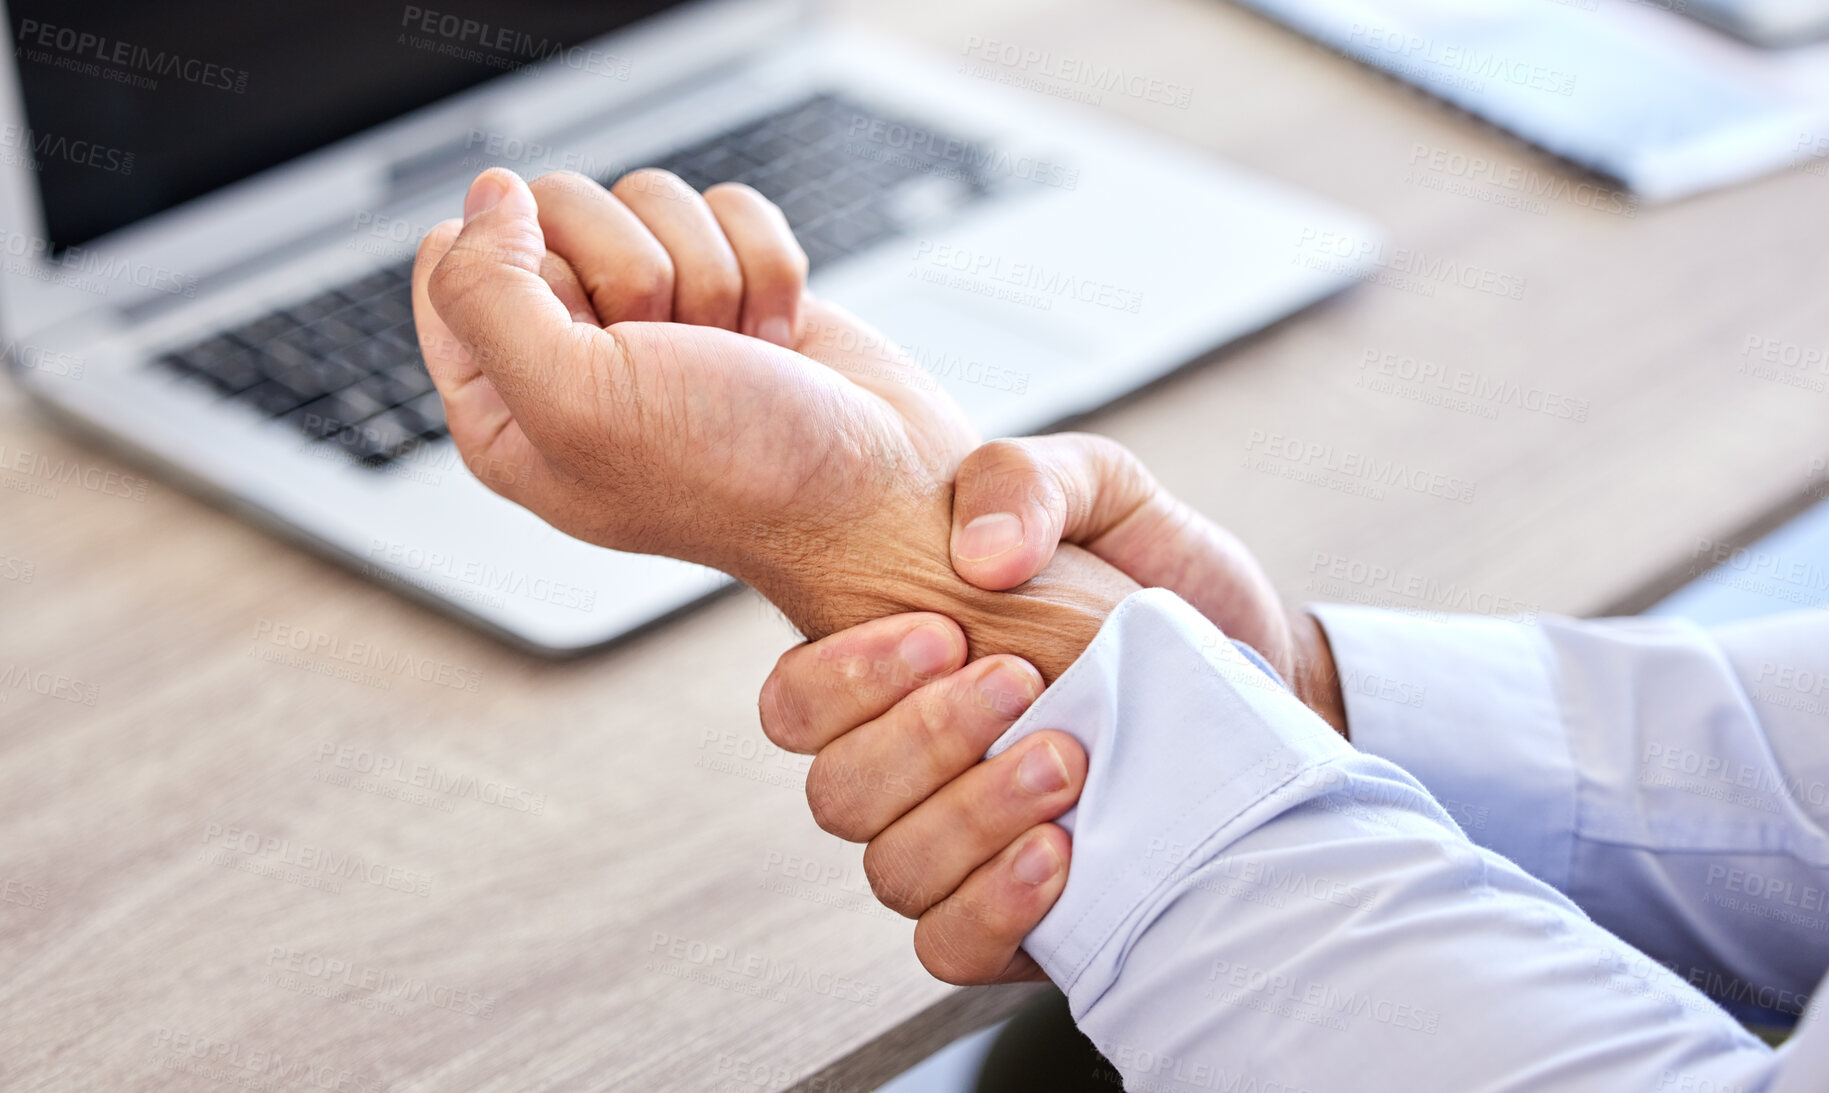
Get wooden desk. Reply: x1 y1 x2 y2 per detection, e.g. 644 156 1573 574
3 0 1824 1089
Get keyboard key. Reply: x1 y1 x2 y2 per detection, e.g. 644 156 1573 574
334 411 420 463
243 380 312 418
403 391 447 435
159 339 266 394
230 312 301 347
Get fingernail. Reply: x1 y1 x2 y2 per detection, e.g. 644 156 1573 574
464 173 510 223
1016 741 1069 795
1012 835 1061 886
956 512 1023 561
899 624 955 679
757 316 793 347
979 661 1040 719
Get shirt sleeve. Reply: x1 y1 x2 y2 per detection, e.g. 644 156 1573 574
1311 604 1829 1024
992 589 1820 1093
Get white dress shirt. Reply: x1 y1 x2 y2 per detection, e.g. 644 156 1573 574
989 589 1829 1092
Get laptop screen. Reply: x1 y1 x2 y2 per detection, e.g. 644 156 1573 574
9 1 684 252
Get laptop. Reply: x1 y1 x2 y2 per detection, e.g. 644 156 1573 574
1680 0 1829 47
0 0 1377 653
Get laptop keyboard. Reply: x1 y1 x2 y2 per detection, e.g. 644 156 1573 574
155 92 1000 468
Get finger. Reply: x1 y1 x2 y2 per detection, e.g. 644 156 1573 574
760 614 966 755
610 168 742 328
864 731 1085 918
805 655 1043 843
950 434 1158 591
703 182 807 347
539 248 602 324
412 217 550 499
526 171 674 324
427 169 609 444
952 433 1292 667
913 824 1070 985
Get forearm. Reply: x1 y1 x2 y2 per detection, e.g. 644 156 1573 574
747 510 1138 682
983 590 1783 1092
1312 605 1829 1014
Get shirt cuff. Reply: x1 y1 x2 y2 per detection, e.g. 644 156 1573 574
989 588 1355 1000
1308 604 1578 892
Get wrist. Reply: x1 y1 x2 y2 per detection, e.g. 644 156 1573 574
1289 609 1349 739
748 509 1138 682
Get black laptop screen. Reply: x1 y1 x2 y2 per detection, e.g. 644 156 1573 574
9 1 683 252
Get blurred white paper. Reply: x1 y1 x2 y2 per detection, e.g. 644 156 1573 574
1234 0 1829 199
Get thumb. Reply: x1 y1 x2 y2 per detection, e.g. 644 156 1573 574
948 435 1289 670
425 168 601 443
949 433 1159 591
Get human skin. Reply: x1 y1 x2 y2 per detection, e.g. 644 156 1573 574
759 434 1346 983
410 167 1138 682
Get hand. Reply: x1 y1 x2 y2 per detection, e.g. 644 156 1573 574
759 612 1075 984
944 434 1343 728
758 435 1348 984
411 168 1137 676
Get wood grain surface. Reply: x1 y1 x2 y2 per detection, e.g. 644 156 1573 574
2 0 1825 1090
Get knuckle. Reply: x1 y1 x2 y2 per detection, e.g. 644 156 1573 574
614 167 689 201
757 662 813 753
701 180 757 206
960 438 1046 505
619 256 673 312
694 268 744 314
861 839 928 917
532 169 594 196
752 247 808 291
804 753 866 841
913 918 987 986
904 685 960 758
427 251 488 314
